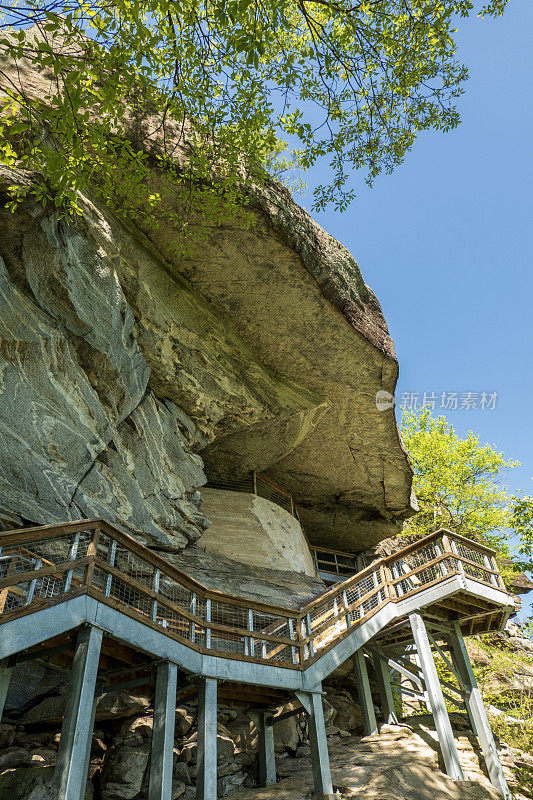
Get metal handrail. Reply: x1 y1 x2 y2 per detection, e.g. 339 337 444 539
0 521 510 668
205 471 295 516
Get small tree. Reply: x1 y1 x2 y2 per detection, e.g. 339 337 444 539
400 408 533 578
509 493 533 572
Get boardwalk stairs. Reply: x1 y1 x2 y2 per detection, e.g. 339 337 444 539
0 521 515 800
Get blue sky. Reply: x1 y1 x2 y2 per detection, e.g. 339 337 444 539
295 1 533 615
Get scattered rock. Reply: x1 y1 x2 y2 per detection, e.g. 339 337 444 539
172 780 186 799
217 771 247 797
173 760 192 785
326 692 362 732
0 746 34 769
175 707 194 737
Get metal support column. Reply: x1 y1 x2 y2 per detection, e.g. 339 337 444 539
448 623 510 799
409 613 464 781
372 652 398 725
353 650 378 735
0 659 12 721
307 688 334 799
196 677 218 800
256 710 276 786
80 694 98 800
149 661 178 800
390 669 403 719
447 644 478 736
54 625 103 800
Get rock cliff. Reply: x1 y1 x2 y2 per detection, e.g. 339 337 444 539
0 150 415 553
0 21 419 554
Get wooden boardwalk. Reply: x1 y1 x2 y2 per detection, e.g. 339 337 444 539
0 521 515 800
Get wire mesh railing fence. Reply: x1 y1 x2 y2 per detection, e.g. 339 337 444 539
0 521 509 668
205 472 295 516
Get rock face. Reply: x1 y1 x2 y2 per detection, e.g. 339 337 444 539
0 169 326 549
0 132 414 555
0 231 207 548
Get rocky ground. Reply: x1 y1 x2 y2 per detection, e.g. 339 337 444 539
232 718 533 800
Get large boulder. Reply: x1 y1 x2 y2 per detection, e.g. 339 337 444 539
21 689 150 726
179 723 237 766
100 744 150 800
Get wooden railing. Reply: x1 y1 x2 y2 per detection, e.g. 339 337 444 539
0 522 509 669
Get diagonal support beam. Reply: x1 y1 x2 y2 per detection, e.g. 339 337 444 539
307 687 334 799
353 650 378 735
54 625 103 800
196 677 218 800
390 669 403 719
409 613 464 781
149 661 178 800
448 623 511 799
368 646 424 690
447 646 479 736
427 631 468 692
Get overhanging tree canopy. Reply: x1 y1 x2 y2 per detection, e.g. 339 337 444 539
0 0 508 229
